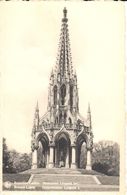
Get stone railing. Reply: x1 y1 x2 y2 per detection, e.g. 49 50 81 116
41 123 77 130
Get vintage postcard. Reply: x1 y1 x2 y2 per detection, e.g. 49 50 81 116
1 1 125 195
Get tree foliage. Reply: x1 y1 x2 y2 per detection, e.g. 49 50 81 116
9 150 32 173
3 138 32 173
92 140 119 176
3 138 13 173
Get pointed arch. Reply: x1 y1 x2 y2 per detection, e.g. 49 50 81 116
53 85 57 106
54 127 71 168
76 133 87 168
70 85 73 109
68 117 72 125
37 132 50 145
36 132 49 168
55 131 71 144
59 112 62 124
55 116 58 124
60 84 66 105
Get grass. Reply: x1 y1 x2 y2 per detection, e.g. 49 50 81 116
97 175 119 185
3 174 31 183
79 169 104 175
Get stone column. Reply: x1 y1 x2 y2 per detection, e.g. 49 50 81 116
86 150 92 170
65 147 69 168
71 146 76 169
55 147 58 168
32 149 38 169
46 148 49 168
45 151 48 168
49 146 54 168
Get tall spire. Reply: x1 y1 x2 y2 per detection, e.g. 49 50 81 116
87 103 92 130
87 103 91 114
47 8 79 126
36 101 39 112
33 101 39 130
55 7 73 79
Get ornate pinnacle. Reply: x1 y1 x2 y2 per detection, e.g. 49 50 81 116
63 7 67 18
55 8 73 79
62 7 68 23
87 103 91 114
87 103 92 130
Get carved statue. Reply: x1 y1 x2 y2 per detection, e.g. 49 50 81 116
31 139 39 151
86 133 93 150
49 130 54 141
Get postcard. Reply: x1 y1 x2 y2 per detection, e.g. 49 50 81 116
1 1 125 195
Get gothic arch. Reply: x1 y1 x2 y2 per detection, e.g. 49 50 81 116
54 131 71 144
60 84 66 105
70 85 73 108
37 132 49 168
53 85 57 106
37 132 49 144
68 117 72 126
76 133 87 168
55 130 71 168
55 116 58 124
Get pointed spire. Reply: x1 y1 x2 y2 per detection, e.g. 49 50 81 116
87 103 92 130
87 102 91 114
36 101 39 112
55 7 73 79
51 68 54 76
33 101 39 131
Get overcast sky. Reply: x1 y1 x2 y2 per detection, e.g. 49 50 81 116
1 2 125 153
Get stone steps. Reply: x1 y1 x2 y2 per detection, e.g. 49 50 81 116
23 168 81 175
31 174 98 185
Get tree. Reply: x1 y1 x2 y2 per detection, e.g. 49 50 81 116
9 150 31 173
3 138 13 173
3 138 32 173
92 140 120 176
19 153 32 172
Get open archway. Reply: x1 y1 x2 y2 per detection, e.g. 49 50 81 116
55 132 71 168
37 133 49 168
76 134 87 168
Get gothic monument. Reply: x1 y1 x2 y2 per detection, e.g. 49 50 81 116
31 8 93 170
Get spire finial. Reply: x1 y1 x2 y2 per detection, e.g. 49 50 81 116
87 102 92 130
63 7 67 18
88 102 91 113
62 7 68 22
36 101 39 111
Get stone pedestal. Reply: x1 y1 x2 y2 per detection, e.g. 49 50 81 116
86 150 92 170
71 146 76 169
49 146 54 168
32 149 38 169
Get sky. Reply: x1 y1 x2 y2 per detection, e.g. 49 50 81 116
0 2 125 153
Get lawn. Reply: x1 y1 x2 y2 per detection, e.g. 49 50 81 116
3 174 31 183
97 175 119 185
